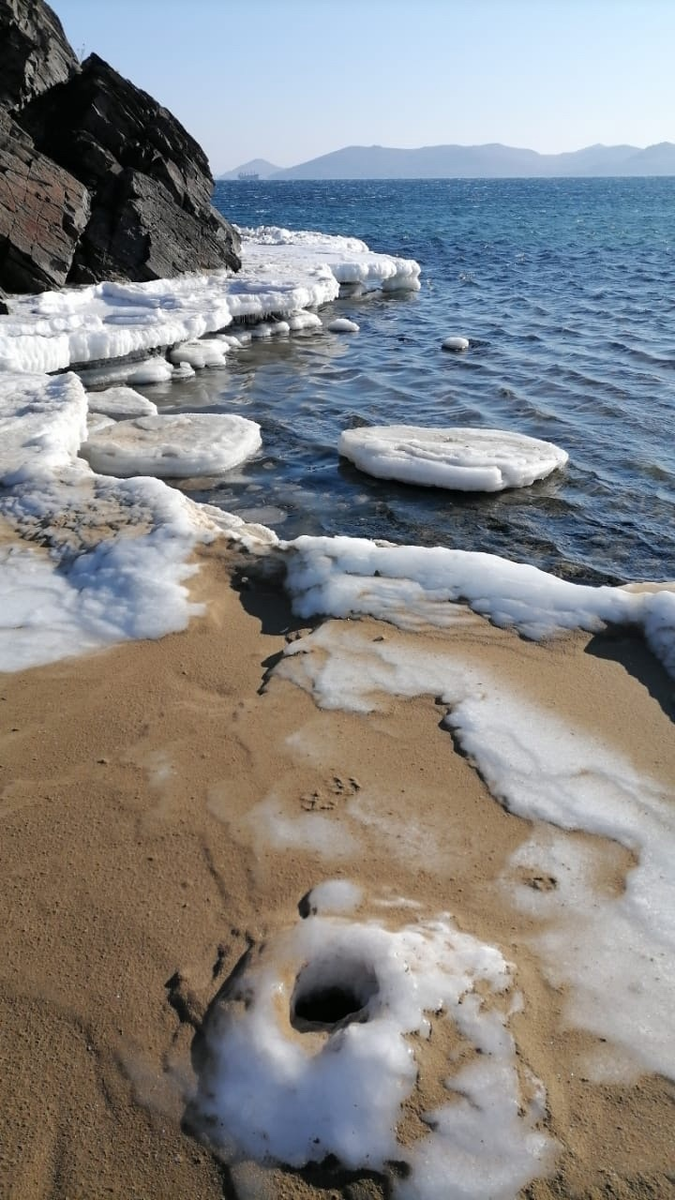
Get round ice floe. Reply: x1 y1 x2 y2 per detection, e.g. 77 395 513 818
339 425 568 492
80 413 262 479
442 336 470 352
326 317 360 333
86 386 158 419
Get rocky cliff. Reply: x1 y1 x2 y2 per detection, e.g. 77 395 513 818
0 0 240 297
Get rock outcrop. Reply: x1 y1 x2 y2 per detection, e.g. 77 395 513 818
0 109 90 292
0 0 240 297
0 0 77 111
21 53 241 283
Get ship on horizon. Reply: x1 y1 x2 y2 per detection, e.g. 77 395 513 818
237 171 259 180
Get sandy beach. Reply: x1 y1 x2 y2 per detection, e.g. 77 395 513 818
1 540 673 1199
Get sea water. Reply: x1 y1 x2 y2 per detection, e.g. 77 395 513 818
163 178 674 585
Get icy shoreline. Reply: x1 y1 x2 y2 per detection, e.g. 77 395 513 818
0 224 673 674
1 225 675 1197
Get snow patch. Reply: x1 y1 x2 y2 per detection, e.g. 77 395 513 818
194 898 551 1195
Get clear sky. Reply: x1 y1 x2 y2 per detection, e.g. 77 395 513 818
51 0 674 175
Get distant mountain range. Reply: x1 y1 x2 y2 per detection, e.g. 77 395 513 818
219 142 675 180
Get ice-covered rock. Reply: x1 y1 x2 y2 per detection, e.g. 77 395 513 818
338 425 568 491
80 412 262 479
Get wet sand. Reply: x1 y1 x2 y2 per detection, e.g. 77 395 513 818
1 541 674 1199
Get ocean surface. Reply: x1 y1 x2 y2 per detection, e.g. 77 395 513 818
171 178 673 584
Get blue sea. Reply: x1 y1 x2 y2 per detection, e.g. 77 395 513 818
178 178 673 585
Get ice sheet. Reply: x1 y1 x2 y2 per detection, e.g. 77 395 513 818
338 425 568 491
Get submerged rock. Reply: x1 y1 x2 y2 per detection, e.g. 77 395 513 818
0 0 240 295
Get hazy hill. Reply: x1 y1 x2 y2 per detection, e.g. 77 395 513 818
266 142 675 179
218 158 281 180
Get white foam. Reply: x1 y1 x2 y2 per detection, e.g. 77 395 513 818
195 899 550 1194
80 413 262 479
338 426 569 491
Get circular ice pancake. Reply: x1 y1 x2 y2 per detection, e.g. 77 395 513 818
81 413 262 479
338 425 568 492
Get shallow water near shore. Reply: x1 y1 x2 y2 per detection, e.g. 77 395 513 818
141 177 675 584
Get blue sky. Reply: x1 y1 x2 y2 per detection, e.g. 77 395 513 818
52 0 674 174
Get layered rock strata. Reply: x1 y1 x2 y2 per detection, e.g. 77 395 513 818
0 0 239 297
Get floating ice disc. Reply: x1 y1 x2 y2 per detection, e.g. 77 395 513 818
81 413 262 479
338 425 568 492
326 317 360 333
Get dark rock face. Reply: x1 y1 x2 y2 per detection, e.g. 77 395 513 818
0 109 90 291
22 53 240 283
0 0 77 111
0 286 8 314
0 0 240 296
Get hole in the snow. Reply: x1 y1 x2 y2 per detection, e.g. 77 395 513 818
290 957 379 1032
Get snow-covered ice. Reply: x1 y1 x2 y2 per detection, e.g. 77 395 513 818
194 896 551 1196
280 534 675 672
0 226 419 376
168 338 228 369
86 386 158 419
326 317 360 333
338 425 569 491
0 371 275 670
80 413 262 479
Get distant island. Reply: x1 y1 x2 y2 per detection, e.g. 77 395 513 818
218 158 281 181
219 142 675 180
